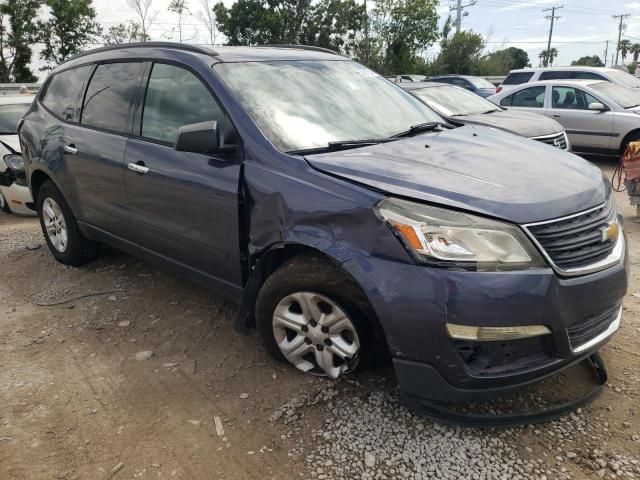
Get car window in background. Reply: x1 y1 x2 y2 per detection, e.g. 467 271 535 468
590 81 640 109
606 69 640 89
572 72 606 80
214 60 443 153
451 78 470 89
412 86 498 116
468 77 496 89
551 87 600 110
500 86 546 108
142 63 226 144
40 66 92 121
81 62 142 133
0 103 30 134
502 72 534 85
539 71 571 81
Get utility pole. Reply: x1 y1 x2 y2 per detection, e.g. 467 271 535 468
542 5 562 67
613 14 630 65
604 41 609 67
451 0 477 34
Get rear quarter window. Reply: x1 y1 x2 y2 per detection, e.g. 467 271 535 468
40 66 92 121
502 72 534 85
539 71 572 80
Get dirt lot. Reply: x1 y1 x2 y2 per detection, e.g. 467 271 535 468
1 159 639 480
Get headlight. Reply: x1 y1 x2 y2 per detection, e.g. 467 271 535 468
4 154 24 173
377 197 546 271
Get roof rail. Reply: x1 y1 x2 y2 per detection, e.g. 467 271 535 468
258 44 341 56
63 42 219 64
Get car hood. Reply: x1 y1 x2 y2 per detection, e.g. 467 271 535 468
0 134 20 153
453 110 563 138
306 125 606 224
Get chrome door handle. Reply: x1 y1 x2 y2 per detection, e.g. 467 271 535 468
63 144 78 154
128 162 149 174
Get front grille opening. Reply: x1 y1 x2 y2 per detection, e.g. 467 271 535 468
534 132 567 149
567 304 620 350
527 200 617 271
453 336 553 376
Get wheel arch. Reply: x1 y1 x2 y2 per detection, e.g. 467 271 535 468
619 128 640 155
29 169 55 208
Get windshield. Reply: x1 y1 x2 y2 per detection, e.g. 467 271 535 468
591 82 640 109
214 60 443 152
607 70 640 89
411 85 499 116
468 77 496 89
0 103 30 134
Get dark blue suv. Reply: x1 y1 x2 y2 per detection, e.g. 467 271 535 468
18 43 628 415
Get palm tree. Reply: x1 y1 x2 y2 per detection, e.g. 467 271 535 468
539 48 559 67
631 43 640 63
618 39 632 64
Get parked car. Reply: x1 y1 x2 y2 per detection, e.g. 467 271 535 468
19 43 627 416
425 75 497 97
401 82 570 150
498 66 640 93
0 95 36 215
387 74 426 83
488 79 640 156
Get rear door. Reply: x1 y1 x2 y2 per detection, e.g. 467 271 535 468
124 62 243 291
64 61 143 236
545 85 614 150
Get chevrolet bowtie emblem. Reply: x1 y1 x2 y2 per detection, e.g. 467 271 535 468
601 221 620 243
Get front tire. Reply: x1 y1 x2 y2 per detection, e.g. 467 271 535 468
37 180 100 266
256 255 376 379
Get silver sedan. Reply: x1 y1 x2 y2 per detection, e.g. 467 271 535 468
488 79 640 155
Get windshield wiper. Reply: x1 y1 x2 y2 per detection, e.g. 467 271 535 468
391 121 452 138
287 138 396 155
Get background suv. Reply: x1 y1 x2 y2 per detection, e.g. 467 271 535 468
18 43 627 415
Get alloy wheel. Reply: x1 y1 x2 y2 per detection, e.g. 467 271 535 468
272 291 360 379
42 197 68 253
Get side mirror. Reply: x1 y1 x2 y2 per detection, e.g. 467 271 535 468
588 102 607 112
175 120 220 154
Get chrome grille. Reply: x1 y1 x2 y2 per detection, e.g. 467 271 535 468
533 132 568 150
525 199 618 271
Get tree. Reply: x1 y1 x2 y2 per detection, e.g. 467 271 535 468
126 0 157 40
302 0 365 55
539 47 558 67
571 55 604 67
369 0 439 74
195 0 217 45
436 30 485 75
213 0 283 45
102 22 148 45
478 47 529 75
168 0 189 43
618 39 631 64
0 0 41 82
38 0 101 70
631 43 640 63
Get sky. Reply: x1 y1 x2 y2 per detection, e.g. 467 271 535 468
29 0 640 77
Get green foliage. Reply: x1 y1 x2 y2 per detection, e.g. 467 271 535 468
368 0 439 74
538 47 558 67
301 0 365 56
618 39 631 63
213 0 282 45
102 22 149 45
434 30 484 75
571 55 604 67
39 0 101 70
0 0 42 82
477 47 530 75
168 0 189 42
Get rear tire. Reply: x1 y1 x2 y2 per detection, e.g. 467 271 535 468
255 254 379 379
37 180 100 266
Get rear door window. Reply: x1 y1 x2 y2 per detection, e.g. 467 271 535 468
500 86 546 108
81 62 142 134
539 71 571 80
502 72 534 85
40 66 92 121
141 63 227 145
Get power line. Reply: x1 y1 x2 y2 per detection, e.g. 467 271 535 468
613 13 630 66
450 0 476 34
542 5 562 67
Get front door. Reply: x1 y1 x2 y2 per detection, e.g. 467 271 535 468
546 85 614 151
124 62 243 290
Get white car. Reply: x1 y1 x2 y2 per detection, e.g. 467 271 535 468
498 66 640 94
0 95 35 215
488 79 640 156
